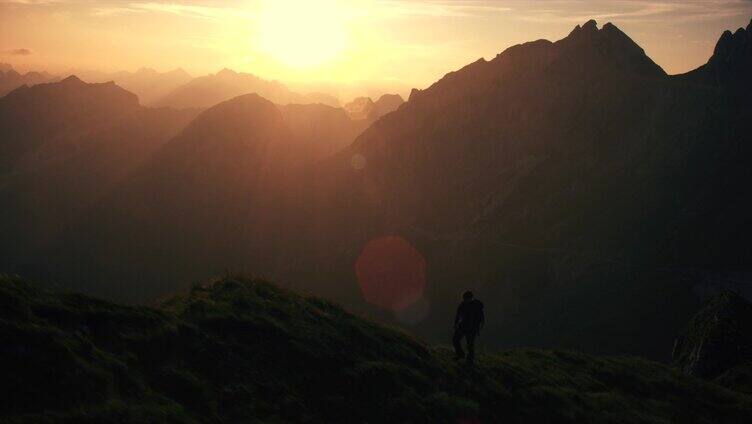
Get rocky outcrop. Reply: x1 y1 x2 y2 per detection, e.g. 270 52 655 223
343 93 404 122
673 291 752 380
343 96 375 120
556 20 666 78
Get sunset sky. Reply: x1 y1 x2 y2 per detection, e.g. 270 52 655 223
2 0 751 95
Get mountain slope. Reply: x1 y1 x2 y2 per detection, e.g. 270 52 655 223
342 19 669 234
45 94 334 300
1 275 750 423
294 19 752 358
680 19 751 98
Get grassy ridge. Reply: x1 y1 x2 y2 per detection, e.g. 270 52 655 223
1 275 750 423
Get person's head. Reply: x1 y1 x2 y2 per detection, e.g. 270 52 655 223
462 290 474 301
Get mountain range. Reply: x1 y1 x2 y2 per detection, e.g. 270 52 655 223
0 63 57 97
1 19 751 364
0 66 346 110
153 68 340 109
294 18 752 359
73 67 193 105
0 75 200 274
0 80 367 301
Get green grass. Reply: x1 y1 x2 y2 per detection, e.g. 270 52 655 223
1 274 750 423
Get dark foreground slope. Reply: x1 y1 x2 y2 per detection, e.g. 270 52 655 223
1 276 750 423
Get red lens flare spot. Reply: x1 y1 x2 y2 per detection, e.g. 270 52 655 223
355 236 427 311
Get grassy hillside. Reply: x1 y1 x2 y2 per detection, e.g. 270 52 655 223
1 275 750 423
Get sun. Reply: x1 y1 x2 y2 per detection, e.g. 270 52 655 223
256 0 349 69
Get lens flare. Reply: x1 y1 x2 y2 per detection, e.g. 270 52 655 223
350 153 366 170
355 236 426 311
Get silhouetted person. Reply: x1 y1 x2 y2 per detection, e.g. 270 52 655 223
453 290 484 363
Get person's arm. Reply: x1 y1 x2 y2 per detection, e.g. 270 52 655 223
454 305 461 328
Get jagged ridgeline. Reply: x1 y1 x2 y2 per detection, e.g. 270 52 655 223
1 275 751 423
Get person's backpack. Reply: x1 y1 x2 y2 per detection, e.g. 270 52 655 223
463 300 484 327
473 300 484 327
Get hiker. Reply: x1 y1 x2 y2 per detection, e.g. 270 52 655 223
453 290 484 363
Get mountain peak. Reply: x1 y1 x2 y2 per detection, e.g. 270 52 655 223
373 93 405 115
582 19 598 31
565 20 626 42
0 73 141 170
568 19 598 37
682 19 751 95
713 23 749 58
60 75 83 84
557 19 666 77
216 68 237 77
183 93 287 142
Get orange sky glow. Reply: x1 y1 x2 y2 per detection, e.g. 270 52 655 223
2 0 751 96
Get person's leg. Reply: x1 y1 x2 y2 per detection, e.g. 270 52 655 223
466 331 476 362
452 328 465 359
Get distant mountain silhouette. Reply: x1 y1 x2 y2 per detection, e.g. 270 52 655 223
0 76 198 278
154 68 339 109
43 94 362 299
3 275 751 423
0 66 57 97
343 93 404 122
74 67 193 104
374 93 405 114
0 76 140 172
